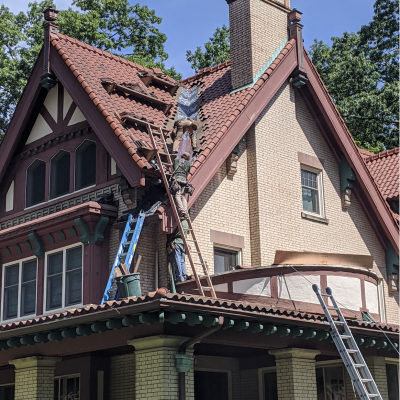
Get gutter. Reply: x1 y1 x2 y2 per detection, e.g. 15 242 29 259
175 316 224 400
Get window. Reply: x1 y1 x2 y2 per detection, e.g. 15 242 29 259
316 365 345 400
0 385 14 400
263 371 278 400
386 363 399 400
75 140 96 190
50 151 70 199
194 371 229 400
301 167 325 217
214 247 239 274
2 259 37 321
45 246 83 312
54 375 80 400
26 159 46 207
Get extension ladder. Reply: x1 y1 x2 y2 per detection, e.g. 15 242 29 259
313 285 382 400
146 123 216 298
101 211 146 304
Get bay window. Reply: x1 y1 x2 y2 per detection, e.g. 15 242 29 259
45 245 83 312
2 258 37 321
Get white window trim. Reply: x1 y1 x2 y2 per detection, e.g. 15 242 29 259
194 367 233 400
1 255 37 323
258 366 276 400
44 243 83 315
54 373 80 400
300 164 326 219
385 357 399 365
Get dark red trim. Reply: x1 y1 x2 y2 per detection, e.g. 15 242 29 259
50 46 144 188
40 104 57 132
63 102 77 127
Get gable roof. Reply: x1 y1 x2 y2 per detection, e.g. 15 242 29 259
364 148 399 201
0 29 397 253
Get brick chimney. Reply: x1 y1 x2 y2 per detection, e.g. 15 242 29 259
227 0 291 90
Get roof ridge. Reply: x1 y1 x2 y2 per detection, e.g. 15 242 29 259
180 60 232 84
364 147 400 162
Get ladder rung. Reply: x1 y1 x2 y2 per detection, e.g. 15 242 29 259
119 252 128 257
353 364 366 368
321 293 332 297
360 379 373 383
162 162 172 165
347 349 359 354
189 251 201 254
327 307 338 310
333 321 345 324
367 395 380 398
201 287 213 290
340 335 352 340
152 131 161 135
122 241 131 246
186 239 197 242
193 262 205 265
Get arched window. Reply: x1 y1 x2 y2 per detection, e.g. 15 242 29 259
26 159 46 207
50 150 70 199
75 140 96 190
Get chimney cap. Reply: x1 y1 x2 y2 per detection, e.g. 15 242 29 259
43 7 59 22
288 8 302 24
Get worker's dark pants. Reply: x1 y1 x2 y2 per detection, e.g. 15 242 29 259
171 243 187 282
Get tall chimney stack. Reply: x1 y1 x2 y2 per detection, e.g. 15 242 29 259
227 0 291 91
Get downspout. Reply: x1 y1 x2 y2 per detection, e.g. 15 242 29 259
176 316 225 400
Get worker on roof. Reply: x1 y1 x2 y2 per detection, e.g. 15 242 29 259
167 218 193 282
170 152 192 219
171 118 198 154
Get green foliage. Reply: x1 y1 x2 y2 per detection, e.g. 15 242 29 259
0 0 181 141
310 0 399 152
186 25 230 72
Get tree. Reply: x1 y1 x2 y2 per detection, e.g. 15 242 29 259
186 25 230 72
0 0 182 141
310 0 399 152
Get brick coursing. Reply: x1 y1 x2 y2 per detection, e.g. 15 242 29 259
14 366 55 400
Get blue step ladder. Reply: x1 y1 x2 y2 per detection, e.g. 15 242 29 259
101 211 146 304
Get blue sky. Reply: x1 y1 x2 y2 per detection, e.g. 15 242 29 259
3 0 376 79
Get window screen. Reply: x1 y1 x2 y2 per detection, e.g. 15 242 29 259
194 371 229 400
26 159 46 207
301 169 319 214
75 141 96 190
50 151 70 199
214 247 238 274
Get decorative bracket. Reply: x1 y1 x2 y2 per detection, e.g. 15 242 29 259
28 231 44 259
74 217 91 245
386 241 399 293
339 154 356 209
94 216 110 245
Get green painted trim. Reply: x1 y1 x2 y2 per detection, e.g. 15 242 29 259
385 241 399 276
289 327 303 338
24 241 32 251
7 337 21 348
57 230 66 242
248 322 263 334
233 320 249 331
48 331 63 342
46 233 55 244
76 324 92 336
175 353 194 373
339 153 356 191
34 332 49 343
185 313 203 326
3 247 11 257
165 312 186 325
61 328 77 339
106 318 123 330
74 217 91 245
276 326 291 337
68 226 77 238
122 315 140 328
13 244 21 255
94 216 109 245
28 231 44 258
91 321 109 333
20 335 36 346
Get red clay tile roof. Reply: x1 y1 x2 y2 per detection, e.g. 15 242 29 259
364 148 399 201
0 292 398 336
50 33 179 170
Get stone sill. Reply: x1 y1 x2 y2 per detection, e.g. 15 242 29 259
301 212 329 225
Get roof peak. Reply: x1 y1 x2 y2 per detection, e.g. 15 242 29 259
181 60 231 84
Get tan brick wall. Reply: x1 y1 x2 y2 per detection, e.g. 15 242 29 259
191 142 252 276
246 81 398 323
110 354 135 400
271 348 320 400
10 356 59 400
229 0 289 90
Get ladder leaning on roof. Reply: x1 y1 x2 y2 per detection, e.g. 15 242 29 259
313 285 383 400
101 211 146 304
146 123 217 298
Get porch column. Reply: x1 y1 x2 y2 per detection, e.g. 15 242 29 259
9 356 61 400
365 356 389 400
269 348 320 400
127 335 194 400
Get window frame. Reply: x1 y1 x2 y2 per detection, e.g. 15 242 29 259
49 150 71 201
258 366 277 400
1 256 38 323
0 383 15 400
300 165 326 219
315 361 347 400
213 244 242 275
25 158 47 209
54 373 80 400
44 243 84 315
74 139 97 191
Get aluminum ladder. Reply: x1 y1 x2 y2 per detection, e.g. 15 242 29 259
101 211 146 304
313 284 382 400
146 123 216 298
